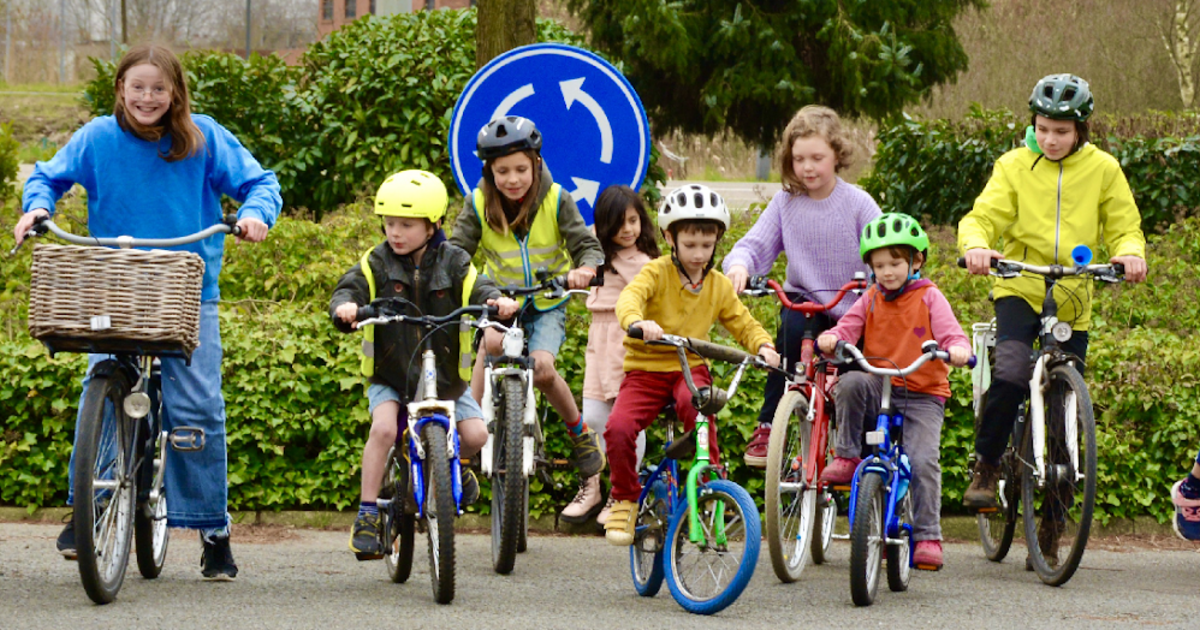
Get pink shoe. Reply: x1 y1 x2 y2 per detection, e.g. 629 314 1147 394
1171 480 1200 541
913 540 943 571
820 457 861 485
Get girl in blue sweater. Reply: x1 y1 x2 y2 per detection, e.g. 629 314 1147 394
14 44 281 581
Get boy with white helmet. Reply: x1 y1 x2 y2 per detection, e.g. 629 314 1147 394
331 170 518 559
604 184 781 546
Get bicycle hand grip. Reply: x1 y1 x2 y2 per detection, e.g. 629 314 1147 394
956 257 1000 270
627 324 644 339
222 213 243 236
1111 262 1125 275
589 273 604 287
967 356 978 369
355 304 377 321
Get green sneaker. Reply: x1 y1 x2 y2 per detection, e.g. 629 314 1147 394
570 426 606 478
349 512 383 561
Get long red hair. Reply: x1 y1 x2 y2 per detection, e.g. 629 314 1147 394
113 44 205 162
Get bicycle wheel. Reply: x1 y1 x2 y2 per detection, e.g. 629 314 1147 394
517 470 529 554
765 390 815 582
133 421 168 579
1022 364 1096 586
664 479 761 615
382 446 415 584
886 491 913 592
811 489 837 565
491 374 526 574
421 423 456 604
849 471 886 607
74 372 137 605
630 476 669 597
975 391 1020 562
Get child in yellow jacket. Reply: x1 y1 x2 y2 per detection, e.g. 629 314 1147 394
603 184 780 546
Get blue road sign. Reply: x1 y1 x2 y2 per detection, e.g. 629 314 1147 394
449 43 650 225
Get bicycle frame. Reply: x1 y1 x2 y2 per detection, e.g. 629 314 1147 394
404 348 464 517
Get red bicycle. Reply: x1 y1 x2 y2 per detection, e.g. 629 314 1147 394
745 274 867 583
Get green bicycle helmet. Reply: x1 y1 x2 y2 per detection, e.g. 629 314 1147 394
860 213 929 263
1029 74 1094 121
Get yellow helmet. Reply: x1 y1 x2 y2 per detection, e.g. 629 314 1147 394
374 170 448 221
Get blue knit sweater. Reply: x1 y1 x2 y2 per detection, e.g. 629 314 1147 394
22 114 282 300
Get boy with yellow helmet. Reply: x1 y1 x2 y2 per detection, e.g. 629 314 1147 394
331 170 517 559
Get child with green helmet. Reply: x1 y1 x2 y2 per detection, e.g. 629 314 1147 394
331 170 518 559
818 213 971 570
959 74 1147 548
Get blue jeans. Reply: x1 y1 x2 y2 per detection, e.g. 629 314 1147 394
68 300 229 530
525 305 568 357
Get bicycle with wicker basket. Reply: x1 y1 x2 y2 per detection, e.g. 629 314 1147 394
16 214 240 604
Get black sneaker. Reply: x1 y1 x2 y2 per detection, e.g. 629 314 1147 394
348 513 383 560
200 534 239 581
570 426 606 478
461 468 480 507
56 512 77 560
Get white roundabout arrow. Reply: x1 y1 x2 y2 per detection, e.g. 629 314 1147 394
560 77 613 163
568 177 601 207
491 83 536 122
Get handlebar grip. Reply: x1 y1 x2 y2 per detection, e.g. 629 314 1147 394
627 325 644 340
957 256 1001 270
589 273 604 287
355 305 377 322
967 356 978 369
222 213 243 236
1111 262 1125 275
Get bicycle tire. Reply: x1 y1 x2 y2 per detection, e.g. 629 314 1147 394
811 490 837 565
765 390 815 582
1022 363 1096 586
886 491 913 592
630 477 669 597
383 446 415 584
133 421 168 579
849 471 885 607
975 391 1020 562
664 479 761 615
422 423 456 604
74 372 137 605
517 481 529 553
491 374 526 574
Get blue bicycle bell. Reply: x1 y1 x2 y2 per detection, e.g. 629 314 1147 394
1071 244 1093 266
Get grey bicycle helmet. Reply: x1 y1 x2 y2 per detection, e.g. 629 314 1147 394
1029 74 1094 121
476 116 543 161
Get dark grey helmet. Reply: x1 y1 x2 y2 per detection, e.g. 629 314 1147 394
1029 74 1094 121
476 116 542 161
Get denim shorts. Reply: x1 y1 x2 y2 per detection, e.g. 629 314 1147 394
523 305 567 356
367 382 484 421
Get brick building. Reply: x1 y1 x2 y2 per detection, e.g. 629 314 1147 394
319 0 475 38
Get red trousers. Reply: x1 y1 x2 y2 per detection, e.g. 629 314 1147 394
605 367 718 502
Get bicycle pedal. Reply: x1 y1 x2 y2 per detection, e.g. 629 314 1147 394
354 552 384 562
915 563 942 572
974 506 999 514
830 484 852 493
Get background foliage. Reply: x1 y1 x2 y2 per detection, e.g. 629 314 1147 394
3 193 1199 525
567 0 984 148
861 107 1200 233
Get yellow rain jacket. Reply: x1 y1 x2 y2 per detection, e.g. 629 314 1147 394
958 143 1145 330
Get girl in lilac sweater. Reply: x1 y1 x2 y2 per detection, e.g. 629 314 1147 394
722 105 881 467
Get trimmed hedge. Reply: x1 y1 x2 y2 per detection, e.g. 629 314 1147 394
4 195 1199 525
862 106 1200 232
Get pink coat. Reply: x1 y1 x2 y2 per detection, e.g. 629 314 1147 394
583 246 652 401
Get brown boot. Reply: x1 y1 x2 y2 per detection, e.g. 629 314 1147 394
963 459 1001 510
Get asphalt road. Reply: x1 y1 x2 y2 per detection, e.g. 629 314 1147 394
2 522 1198 629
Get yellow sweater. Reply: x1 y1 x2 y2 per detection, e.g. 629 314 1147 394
616 256 774 373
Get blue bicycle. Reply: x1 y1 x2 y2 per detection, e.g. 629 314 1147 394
835 341 972 607
626 328 766 615
356 300 497 605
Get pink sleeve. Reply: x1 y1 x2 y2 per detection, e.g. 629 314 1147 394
924 287 970 350
824 291 868 345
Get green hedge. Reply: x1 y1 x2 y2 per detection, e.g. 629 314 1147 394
862 106 1200 232
4 196 1199 525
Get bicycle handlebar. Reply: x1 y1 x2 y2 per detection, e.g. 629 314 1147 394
833 340 976 375
11 213 243 255
496 268 604 299
956 256 1124 283
742 275 868 314
356 300 498 328
627 325 763 367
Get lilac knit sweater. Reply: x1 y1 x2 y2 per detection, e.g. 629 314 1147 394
721 178 882 319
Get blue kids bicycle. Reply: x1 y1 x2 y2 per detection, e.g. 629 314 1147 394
356 300 498 605
626 327 766 615
834 341 973 607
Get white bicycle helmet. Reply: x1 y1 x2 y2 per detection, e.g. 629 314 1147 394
658 184 731 233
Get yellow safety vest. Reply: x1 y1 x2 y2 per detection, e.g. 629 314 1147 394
472 183 571 311
359 248 478 381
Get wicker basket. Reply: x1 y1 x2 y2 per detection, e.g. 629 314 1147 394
28 244 206 357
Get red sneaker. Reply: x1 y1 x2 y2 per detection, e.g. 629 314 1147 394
742 425 772 468
820 457 862 485
913 540 943 571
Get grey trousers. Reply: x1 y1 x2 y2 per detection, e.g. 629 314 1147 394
834 371 946 541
